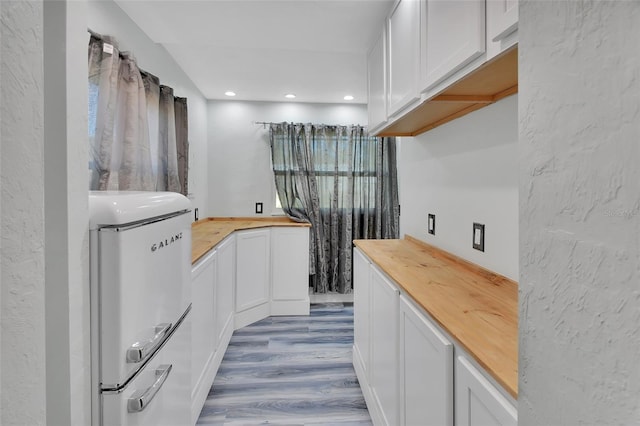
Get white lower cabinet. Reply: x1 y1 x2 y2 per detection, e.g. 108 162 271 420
235 228 271 328
215 236 235 351
271 227 310 315
353 247 516 426
455 356 517 426
370 266 399 426
353 248 372 383
190 249 217 423
399 295 453 426
190 226 310 425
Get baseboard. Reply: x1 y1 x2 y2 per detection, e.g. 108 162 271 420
234 302 271 329
270 299 310 316
310 292 354 304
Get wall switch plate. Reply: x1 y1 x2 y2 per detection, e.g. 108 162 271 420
473 223 485 252
194 207 199 221
428 214 435 235
255 202 263 214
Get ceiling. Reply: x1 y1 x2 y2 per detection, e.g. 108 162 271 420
114 0 395 104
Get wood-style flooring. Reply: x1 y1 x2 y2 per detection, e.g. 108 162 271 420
196 303 372 425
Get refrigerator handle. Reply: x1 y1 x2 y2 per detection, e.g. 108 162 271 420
127 364 173 413
126 323 172 364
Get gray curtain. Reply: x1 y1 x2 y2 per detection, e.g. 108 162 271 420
270 123 399 294
88 31 189 194
174 97 189 196
88 34 154 190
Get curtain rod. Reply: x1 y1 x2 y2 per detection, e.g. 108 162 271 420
253 121 367 129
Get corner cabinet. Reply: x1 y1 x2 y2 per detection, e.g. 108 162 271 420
353 246 516 426
235 228 271 328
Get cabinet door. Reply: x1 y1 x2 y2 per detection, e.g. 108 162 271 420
367 26 387 131
216 236 235 344
487 0 518 43
353 248 371 379
399 296 453 426
455 356 517 426
421 0 486 91
387 0 420 117
271 227 309 303
370 266 399 426
190 250 216 399
235 229 270 312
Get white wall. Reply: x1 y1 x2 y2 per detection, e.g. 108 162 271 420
207 100 367 217
519 1 640 424
43 2 91 424
88 0 209 217
398 95 518 281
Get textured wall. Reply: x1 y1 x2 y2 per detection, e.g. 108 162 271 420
399 95 519 281
88 0 209 217
0 1 47 424
207 101 367 217
519 1 640 424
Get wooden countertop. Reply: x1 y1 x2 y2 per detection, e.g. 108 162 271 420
354 235 518 399
191 217 310 264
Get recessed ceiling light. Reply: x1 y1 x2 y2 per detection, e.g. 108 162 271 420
224 91 236 97
285 94 296 99
344 95 354 101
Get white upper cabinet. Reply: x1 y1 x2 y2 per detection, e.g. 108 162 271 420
486 0 518 60
487 0 518 43
367 26 388 132
387 0 421 117
420 0 486 92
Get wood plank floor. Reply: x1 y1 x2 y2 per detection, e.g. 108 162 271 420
196 303 372 425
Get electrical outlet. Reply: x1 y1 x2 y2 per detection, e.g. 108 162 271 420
428 213 435 235
255 202 263 214
194 207 199 221
473 223 485 252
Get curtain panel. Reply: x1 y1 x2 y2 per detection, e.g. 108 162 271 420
270 123 399 294
88 32 189 195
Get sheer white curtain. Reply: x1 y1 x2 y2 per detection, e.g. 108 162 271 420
88 31 189 194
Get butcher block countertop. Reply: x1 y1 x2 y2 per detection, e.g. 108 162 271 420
354 235 518 399
191 217 311 264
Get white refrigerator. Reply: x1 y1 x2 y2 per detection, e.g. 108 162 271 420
89 191 192 426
